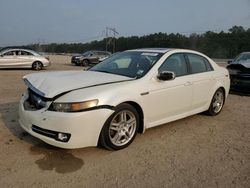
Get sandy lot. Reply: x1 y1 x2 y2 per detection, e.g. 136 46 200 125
0 55 249 188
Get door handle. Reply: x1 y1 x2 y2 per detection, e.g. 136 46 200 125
184 81 192 86
210 77 216 81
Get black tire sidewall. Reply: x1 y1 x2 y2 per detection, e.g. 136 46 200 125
99 103 139 150
82 59 89 67
32 61 43 70
208 88 225 116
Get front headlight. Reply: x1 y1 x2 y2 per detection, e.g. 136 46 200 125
49 99 99 112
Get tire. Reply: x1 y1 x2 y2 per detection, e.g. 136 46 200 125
32 61 43 70
206 88 225 116
99 103 139 150
82 59 89 67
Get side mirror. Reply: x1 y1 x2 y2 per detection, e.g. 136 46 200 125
227 60 232 64
157 71 175 81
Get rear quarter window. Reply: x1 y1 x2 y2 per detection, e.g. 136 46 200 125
187 54 213 74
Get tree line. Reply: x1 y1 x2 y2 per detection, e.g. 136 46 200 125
3 26 250 58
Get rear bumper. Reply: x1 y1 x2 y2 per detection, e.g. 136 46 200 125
44 61 51 67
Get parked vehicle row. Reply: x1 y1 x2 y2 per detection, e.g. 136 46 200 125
0 48 50 70
19 48 230 150
1 46 249 96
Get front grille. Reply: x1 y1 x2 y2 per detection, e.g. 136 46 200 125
32 125 71 142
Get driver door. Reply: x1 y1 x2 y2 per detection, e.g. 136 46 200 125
144 53 193 128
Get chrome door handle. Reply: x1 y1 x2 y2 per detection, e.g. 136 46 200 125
184 81 192 86
210 77 216 81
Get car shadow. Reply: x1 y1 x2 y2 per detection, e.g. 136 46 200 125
0 68 33 71
0 68 50 71
0 102 42 145
229 90 250 97
0 101 113 173
0 101 85 173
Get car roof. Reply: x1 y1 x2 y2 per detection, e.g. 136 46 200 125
128 48 205 54
128 48 173 53
0 48 38 55
240 52 250 55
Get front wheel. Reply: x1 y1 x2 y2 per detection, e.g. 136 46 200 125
99 104 139 150
82 59 89 67
32 61 43 70
206 88 225 116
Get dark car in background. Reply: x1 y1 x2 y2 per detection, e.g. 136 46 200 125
227 52 250 93
71 50 111 66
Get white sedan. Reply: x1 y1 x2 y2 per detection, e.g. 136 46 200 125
18 49 230 150
0 48 50 70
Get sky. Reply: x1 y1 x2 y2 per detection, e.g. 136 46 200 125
0 0 250 46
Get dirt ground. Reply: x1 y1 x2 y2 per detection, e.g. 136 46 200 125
0 55 249 188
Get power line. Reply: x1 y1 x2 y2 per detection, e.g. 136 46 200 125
105 27 119 53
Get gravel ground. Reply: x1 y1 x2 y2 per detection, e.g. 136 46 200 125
0 55 249 188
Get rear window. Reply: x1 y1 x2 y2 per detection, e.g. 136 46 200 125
187 54 212 74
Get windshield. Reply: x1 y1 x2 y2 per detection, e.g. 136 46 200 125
82 51 93 56
89 51 163 78
234 53 250 63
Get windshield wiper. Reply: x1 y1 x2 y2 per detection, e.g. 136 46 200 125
90 69 136 78
90 70 113 74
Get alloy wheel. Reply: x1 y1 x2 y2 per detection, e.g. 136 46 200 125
212 90 224 113
108 110 137 146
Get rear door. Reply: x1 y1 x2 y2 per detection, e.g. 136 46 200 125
16 50 34 67
185 53 215 110
88 51 99 64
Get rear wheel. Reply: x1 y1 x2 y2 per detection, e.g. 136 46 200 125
206 88 225 116
32 61 43 70
99 103 139 150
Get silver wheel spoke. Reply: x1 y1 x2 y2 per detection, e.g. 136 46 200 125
110 122 120 131
212 91 224 113
126 117 136 127
124 132 130 140
120 111 127 122
112 133 122 143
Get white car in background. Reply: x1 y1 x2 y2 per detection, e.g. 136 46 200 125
19 48 230 150
0 48 50 70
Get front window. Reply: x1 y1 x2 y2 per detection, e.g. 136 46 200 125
90 51 163 78
82 51 93 57
21 51 33 56
159 53 188 77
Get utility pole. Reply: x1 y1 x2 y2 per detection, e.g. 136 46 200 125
105 27 119 53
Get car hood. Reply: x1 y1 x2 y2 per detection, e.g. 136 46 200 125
231 60 250 68
72 54 87 58
23 71 133 98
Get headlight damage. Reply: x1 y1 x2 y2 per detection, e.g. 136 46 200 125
49 99 99 112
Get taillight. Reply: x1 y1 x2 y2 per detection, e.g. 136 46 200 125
45 56 50 60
